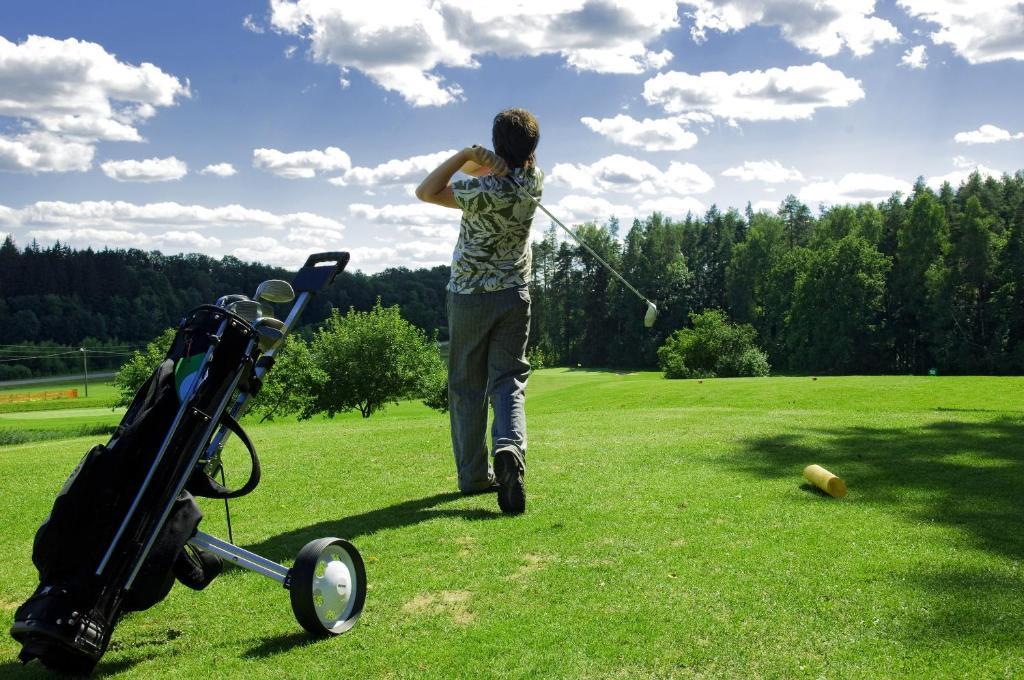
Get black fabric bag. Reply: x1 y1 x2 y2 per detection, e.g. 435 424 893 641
11 305 261 674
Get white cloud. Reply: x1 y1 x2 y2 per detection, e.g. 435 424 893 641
394 238 453 264
643 62 864 122
200 162 237 177
550 154 715 195
350 201 454 226
101 156 187 182
546 194 638 228
799 173 913 204
564 45 673 74
580 114 699 151
927 160 1002 189
252 146 351 179
332 149 458 186
0 35 189 173
268 0 680 106
2 199 350 268
954 124 1024 145
350 202 460 241
637 196 707 219
900 44 928 68
751 199 780 213
722 160 804 183
243 14 265 33
899 0 1024 64
23 227 222 252
232 239 451 272
7 200 344 233
683 0 901 56
0 132 95 173
538 194 706 235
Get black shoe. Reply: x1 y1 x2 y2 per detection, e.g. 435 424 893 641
461 479 500 496
494 450 525 515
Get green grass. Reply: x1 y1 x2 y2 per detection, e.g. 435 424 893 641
1 371 1023 678
0 380 121 445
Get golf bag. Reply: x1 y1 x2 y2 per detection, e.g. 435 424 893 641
10 252 364 675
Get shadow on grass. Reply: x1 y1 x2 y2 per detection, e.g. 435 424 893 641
735 416 1024 560
735 417 1024 645
0 652 159 678
241 631 320 660
902 567 1024 643
244 492 501 564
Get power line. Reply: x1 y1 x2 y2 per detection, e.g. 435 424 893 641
0 344 146 349
0 351 80 363
0 350 136 362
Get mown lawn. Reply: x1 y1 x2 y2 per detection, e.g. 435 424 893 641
1 371 1022 678
0 381 121 445
0 379 119 413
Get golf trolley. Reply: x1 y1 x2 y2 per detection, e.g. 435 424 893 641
11 252 366 674
189 252 367 637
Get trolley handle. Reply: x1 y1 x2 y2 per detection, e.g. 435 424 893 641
293 251 350 294
304 251 349 274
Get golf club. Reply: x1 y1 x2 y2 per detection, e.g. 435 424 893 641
509 175 658 328
253 316 286 351
255 279 296 304
226 299 261 324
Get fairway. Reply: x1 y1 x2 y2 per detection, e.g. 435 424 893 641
1 371 1022 678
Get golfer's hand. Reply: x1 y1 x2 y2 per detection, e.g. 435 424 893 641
464 145 509 177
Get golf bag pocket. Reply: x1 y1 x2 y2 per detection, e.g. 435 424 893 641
122 492 202 611
31 444 123 587
29 440 203 612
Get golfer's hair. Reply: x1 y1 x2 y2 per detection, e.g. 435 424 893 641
492 108 539 169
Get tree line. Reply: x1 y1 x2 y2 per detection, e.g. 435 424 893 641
0 238 447 378
529 170 1024 375
2 168 1022 377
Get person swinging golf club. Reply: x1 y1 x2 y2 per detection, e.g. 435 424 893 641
415 108 541 514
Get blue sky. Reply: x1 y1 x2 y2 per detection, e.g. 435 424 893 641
1 1 1022 272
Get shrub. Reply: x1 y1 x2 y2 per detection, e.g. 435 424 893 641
526 345 548 371
658 309 770 379
249 337 325 421
420 366 449 413
113 328 176 407
304 300 444 418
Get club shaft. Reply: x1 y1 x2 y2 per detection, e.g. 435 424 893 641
512 180 651 306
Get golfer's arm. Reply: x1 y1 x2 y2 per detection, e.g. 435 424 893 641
460 160 491 177
416 150 470 209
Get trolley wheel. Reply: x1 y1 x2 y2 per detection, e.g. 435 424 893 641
288 537 366 636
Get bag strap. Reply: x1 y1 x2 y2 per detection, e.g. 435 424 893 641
190 413 261 499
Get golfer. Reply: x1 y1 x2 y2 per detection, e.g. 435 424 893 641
415 108 542 515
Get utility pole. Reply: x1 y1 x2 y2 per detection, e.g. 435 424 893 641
80 347 89 398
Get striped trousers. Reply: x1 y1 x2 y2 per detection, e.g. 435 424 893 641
446 286 531 493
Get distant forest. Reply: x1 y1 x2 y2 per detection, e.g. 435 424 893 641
0 243 447 378
2 169 1023 378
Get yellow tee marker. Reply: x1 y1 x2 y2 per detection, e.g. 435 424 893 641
803 464 847 498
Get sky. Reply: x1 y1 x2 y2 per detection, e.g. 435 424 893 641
1 0 1022 273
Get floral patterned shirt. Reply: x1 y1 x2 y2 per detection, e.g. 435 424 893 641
449 166 544 293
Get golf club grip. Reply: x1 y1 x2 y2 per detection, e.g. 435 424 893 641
302 252 350 283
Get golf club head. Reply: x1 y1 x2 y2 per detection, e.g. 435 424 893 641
254 316 286 351
644 302 658 328
255 279 296 304
215 293 250 308
227 299 261 324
